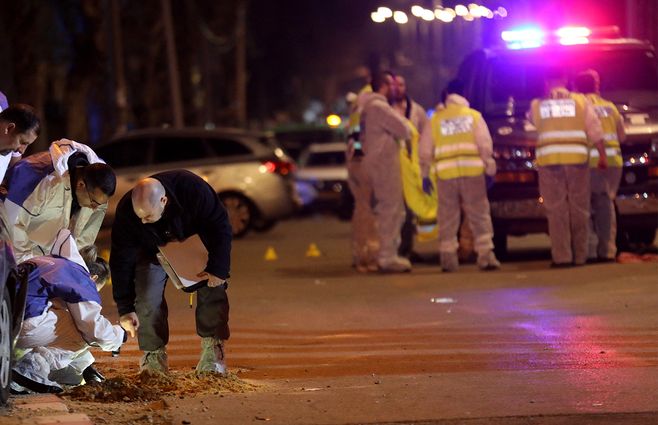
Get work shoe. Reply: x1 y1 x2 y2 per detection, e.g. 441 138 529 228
378 256 411 273
11 371 63 394
440 252 459 272
140 348 168 374
83 364 106 383
355 261 378 273
477 251 501 271
196 337 227 375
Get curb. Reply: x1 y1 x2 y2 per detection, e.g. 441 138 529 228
12 394 93 424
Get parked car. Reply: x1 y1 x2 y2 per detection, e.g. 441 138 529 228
274 126 345 161
457 26 658 256
295 142 353 219
94 127 301 238
0 209 29 404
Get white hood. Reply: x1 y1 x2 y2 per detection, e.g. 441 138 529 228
49 139 105 178
445 94 470 107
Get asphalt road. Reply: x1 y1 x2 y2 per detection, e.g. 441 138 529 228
93 216 658 424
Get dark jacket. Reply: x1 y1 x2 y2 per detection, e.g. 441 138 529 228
110 170 232 315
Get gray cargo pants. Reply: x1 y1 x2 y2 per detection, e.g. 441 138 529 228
134 259 230 352
437 175 494 255
538 164 590 265
364 156 406 265
589 167 622 259
347 156 379 267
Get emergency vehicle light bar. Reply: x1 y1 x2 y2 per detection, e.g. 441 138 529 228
501 26 620 49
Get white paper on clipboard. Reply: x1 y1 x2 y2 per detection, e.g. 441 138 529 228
156 235 208 291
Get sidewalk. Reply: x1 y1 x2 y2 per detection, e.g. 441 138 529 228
1 394 92 425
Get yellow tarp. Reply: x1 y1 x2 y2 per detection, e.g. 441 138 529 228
399 121 437 222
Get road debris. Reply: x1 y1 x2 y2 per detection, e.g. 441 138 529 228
62 369 257 403
430 297 456 304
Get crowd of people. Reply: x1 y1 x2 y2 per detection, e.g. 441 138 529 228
0 95 233 394
346 67 624 272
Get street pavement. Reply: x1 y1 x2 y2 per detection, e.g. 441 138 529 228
90 216 657 424
92 216 658 424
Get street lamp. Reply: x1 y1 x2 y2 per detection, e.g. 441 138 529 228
393 11 409 24
378 7 393 19
370 3 506 25
371 12 386 23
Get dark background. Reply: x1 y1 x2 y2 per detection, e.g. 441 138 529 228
0 0 655 152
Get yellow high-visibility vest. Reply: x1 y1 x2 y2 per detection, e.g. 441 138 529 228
530 92 589 166
586 94 623 168
430 104 484 180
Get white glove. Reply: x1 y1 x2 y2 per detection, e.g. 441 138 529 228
484 158 497 177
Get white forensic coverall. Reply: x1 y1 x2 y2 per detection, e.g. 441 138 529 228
13 231 124 390
4 139 108 263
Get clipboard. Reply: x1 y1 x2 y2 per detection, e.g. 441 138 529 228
156 235 209 293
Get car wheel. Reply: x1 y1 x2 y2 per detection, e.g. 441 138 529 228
0 285 12 405
618 225 657 251
493 227 508 260
219 193 253 238
336 188 354 221
252 219 276 233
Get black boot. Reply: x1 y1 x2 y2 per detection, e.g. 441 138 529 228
12 371 63 394
82 364 105 383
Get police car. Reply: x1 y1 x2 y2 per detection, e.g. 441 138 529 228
457 26 658 256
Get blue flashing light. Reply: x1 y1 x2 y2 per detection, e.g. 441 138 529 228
501 27 544 42
502 26 598 50
507 40 543 50
502 27 545 50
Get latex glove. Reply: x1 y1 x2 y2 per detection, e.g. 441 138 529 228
485 175 494 190
197 271 227 288
598 156 608 170
484 158 497 176
422 177 434 195
119 312 139 338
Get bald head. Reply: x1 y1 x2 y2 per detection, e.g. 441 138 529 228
132 178 168 223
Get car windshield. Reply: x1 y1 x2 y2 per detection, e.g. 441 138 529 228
303 151 346 167
485 48 658 116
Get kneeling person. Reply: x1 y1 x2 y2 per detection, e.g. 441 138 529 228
12 242 126 393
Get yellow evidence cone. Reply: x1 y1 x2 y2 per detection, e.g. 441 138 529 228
264 246 278 261
305 243 322 257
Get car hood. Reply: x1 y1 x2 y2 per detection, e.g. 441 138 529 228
296 166 348 181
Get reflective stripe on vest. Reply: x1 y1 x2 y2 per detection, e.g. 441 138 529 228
590 147 622 158
587 94 623 168
531 94 589 166
431 105 484 180
537 130 587 141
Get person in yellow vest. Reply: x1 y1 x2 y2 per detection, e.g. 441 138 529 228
345 85 379 272
419 79 500 272
574 70 626 262
528 68 608 267
392 74 429 261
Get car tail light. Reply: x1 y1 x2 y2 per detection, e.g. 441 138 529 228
259 160 295 176
494 171 536 184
